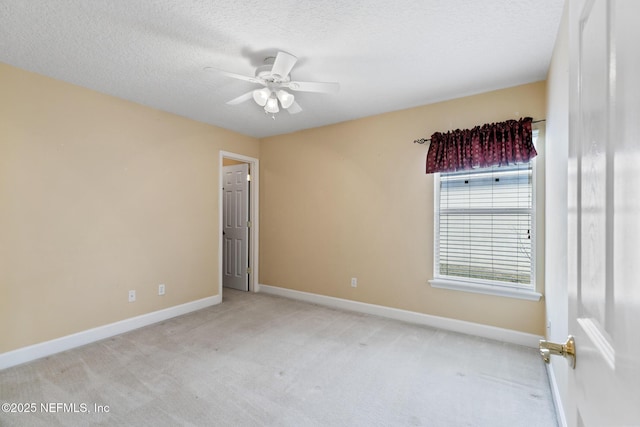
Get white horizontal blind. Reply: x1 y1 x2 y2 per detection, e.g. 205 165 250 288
436 163 533 288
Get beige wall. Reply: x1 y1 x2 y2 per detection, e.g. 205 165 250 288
0 63 259 353
1 60 548 355
222 158 247 166
259 81 547 335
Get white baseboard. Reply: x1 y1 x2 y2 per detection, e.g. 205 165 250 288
546 362 568 427
258 284 542 348
0 295 221 371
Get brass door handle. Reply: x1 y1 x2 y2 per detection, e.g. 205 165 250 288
539 335 576 369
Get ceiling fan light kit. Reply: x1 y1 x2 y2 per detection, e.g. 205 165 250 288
207 51 339 117
252 87 294 114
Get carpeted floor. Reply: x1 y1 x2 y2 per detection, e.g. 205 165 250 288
0 289 558 426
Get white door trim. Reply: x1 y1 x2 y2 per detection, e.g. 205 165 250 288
219 151 259 294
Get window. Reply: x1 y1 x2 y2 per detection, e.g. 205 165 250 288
430 142 541 301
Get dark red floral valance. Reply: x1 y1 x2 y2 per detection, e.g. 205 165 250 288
425 117 537 174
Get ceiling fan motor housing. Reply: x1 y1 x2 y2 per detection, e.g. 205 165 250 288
255 64 291 84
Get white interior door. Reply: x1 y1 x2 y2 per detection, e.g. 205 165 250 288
223 163 249 291
567 0 640 425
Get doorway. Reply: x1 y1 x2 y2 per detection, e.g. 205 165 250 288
219 151 259 295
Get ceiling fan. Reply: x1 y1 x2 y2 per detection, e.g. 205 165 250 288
205 51 339 116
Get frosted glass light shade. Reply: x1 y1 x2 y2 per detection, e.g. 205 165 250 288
265 96 279 113
276 90 295 109
252 88 271 107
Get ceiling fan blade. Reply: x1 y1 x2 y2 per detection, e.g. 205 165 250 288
226 91 255 105
286 101 302 114
204 67 262 84
286 80 340 94
271 51 297 78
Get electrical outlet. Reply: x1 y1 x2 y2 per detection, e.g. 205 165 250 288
351 277 358 288
158 284 165 296
128 290 136 302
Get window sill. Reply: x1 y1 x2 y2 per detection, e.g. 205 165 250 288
429 278 542 301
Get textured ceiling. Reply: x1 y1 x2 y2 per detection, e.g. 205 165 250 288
0 0 564 138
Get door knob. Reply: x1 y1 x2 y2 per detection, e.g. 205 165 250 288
539 335 576 369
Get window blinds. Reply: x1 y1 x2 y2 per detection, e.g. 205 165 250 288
436 163 533 288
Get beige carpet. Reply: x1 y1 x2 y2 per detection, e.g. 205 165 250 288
0 289 558 426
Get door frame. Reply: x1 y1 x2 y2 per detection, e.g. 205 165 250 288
219 151 259 295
